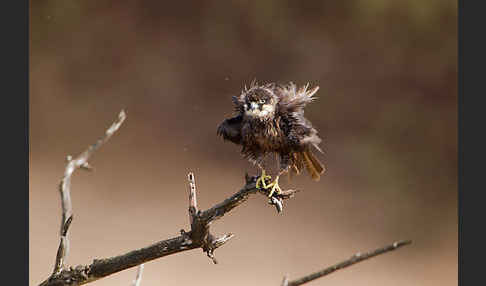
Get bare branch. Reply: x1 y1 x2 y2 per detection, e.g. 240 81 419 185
285 240 412 286
59 110 126 231
38 109 415 286
40 174 295 286
130 265 144 286
40 164 297 285
52 110 126 274
199 174 298 224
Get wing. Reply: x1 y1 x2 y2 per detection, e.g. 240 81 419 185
217 114 243 144
279 112 321 151
231 96 245 113
276 82 319 115
280 113 325 180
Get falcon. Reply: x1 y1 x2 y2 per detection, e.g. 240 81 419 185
217 81 325 197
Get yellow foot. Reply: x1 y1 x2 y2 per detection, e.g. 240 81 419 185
267 176 282 197
256 169 272 189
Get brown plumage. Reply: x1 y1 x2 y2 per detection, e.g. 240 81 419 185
217 81 325 181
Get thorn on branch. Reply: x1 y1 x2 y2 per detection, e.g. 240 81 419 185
203 232 235 264
269 197 283 213
206 249 218 264
130 264 144 286
211 233 235 249
80 162 94 171
281 275 289 286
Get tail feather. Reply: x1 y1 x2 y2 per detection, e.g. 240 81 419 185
302 150 325 181
292 152 304 174
289 150 325 181
307 150 325 174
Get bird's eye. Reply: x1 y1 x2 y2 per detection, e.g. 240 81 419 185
259 99 265 104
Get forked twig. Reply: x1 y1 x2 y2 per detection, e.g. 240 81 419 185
53 110 126 275
39 111 298 286
186 172 235 264
40 176 295 286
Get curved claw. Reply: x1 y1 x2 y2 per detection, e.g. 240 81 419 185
267 176 282 197
256 169 272 189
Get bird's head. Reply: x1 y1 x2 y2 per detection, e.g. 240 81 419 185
241 87 277 120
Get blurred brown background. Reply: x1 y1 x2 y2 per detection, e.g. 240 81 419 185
30 1 457 285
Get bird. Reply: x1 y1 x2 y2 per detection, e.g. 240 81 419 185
217 80 325 197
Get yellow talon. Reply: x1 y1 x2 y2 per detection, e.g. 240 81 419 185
256 169 272 189
267 175 282 197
